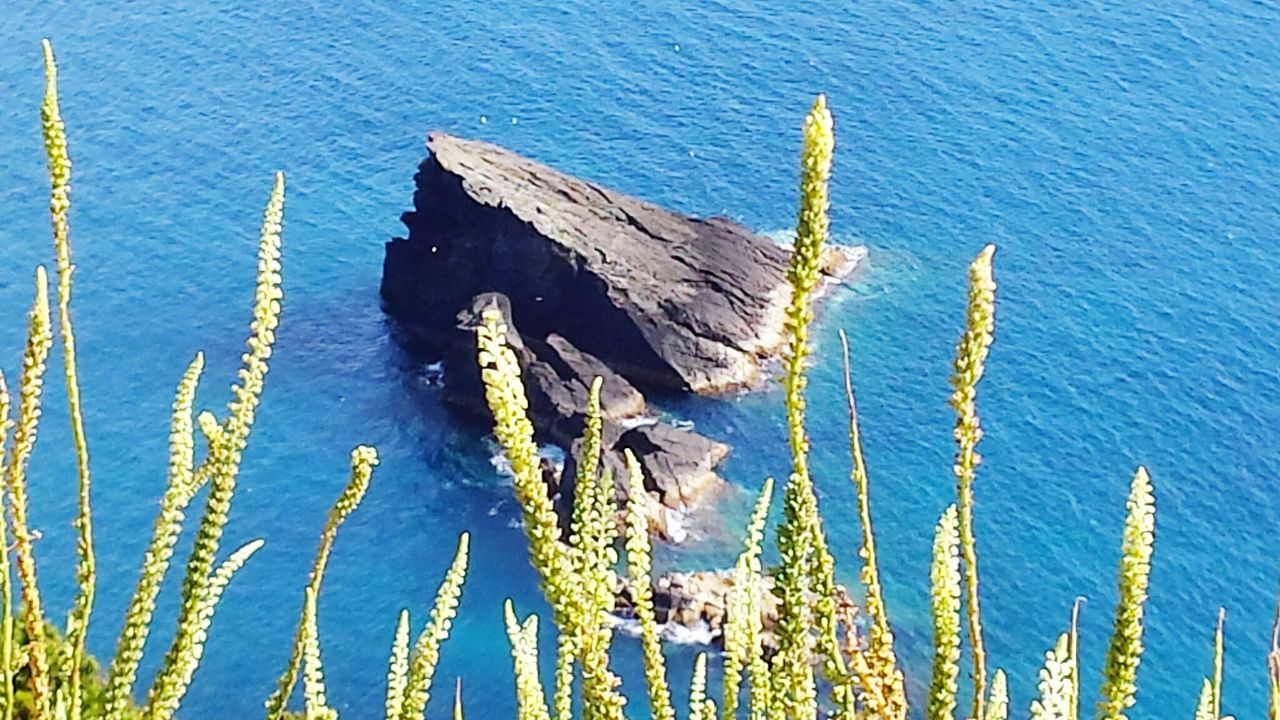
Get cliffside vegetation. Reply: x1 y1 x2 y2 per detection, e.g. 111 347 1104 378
0 39 1271 720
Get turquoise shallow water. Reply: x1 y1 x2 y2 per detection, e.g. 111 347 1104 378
2 2 1280 718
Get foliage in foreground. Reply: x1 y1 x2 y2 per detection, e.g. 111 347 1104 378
1 41 469 720
474 97 1270 720
0 39 1275 720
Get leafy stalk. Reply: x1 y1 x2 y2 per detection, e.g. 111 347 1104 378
266 446 379 720
105 353 205 717
0 375 13 720
1031 634 1074 720
1194 679 1213 720
1097 467 1156 720
773 94 837 719
148 173 285 720
39 41 97 720
949 244 997 720
477 311 572 616
690 653 715 720
623 451 674 720
505 602 552 720
299 587 336 720
477 320 623 720
722 478 773 720
400 533 470 720
840 329 906 718
927 505 962 720
385 610 411 720
988 669 1009 720
7 268 55 720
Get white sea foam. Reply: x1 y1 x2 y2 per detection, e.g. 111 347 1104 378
619 415 660 430
418 360 445 388
609 615 718 646
663 506 690 544
490 443 565 477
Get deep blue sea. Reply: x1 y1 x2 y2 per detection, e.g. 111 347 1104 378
2 2 1279 718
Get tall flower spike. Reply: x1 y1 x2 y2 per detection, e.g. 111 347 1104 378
150 173 285 718
987 669 1009 720
149 538 265 720
841 329 907 718
949 244 997 720
300 587 334 720
477 310 571 615
552 633 574 720
7 267 55 720
1098 467 1156 720
385 610 411 720
569 377 605 562
745 567 772 720
773 94 836 720
572 391 625 720
1070 597 1084 720
722 478 773 720
1031 634 1074 720
105 353 205 717
39 41 96 720
781 92 834 477
266 446 379 720
453 678 464 720
504 602 552 720
400 533 469 720
1212 608 1225 719
0 373 13 720
689 653 711 720
478 318 624 720
623 451 674 720
927 505 962 720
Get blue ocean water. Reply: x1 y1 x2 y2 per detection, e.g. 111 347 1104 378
2 1 1279 717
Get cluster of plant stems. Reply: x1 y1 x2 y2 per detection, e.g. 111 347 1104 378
0 39 1275 720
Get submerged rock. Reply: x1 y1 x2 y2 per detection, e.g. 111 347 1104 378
614 569 859 653
382 132 859 394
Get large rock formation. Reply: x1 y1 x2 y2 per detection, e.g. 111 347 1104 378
382 132 859 394
382 133 861 540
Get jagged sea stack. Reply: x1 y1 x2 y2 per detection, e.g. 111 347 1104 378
382 132 858 394
381 133 861 537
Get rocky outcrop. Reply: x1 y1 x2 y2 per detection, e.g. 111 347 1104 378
382 132 860 395
383 133 863 541
447 293 726 541
614 570 859 652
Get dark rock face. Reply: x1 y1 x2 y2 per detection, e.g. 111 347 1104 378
384 133 861 541
616 423 728 508
383 132 857 394
445 292 725 541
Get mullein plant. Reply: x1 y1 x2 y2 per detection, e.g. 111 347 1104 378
6 39 1280 720
2 41 471 720
477 92 1269 720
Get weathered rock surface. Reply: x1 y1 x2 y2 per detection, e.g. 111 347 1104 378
384 133 863 542
382 132 859 394
614 570 858 652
